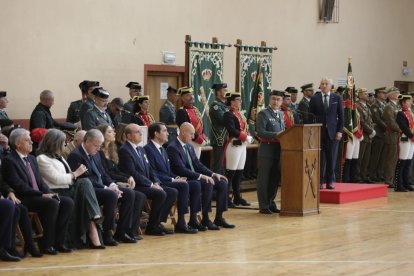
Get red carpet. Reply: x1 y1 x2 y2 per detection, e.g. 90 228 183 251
320 183 388 204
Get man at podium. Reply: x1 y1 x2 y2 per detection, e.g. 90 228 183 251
256 90 286 214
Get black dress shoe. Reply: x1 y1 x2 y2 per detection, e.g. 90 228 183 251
42 246 58 255
405 186 414 191
175 224 198 234
234 198 251 206
55 245 72 253
24 246 43 258
214 218 235 229
188 221 207 231
259 208 273 214
127 232 143 240
395 188 408 192
145 226 165 236
103 232 119 246
269 206 280 213
0 248 21 262
7 248 24 258
114 234 137 243
228 199 236 208
202 220 220 230
90 244 106 250
326 184 334 190
158 224 174 235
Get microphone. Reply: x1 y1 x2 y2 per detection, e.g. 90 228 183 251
296 110 316 124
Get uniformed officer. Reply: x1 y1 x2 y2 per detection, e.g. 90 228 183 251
82 87 113 130
209 83 229 175
223 92 252 207
66 80 89 126
285 86 298 111
106 97 124 128
296 83 314 124
382 87 401 187
176 87 207 159
129 95 155 127
368 87 387 182
394 94 414 192
281 91 298 128
256 90 285 214
0 91 14 129
159 86 178 144
122 82 143 124
78 80 100 126
356 88 376 183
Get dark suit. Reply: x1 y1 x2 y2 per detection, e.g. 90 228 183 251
144 141 201 225
0 199 15 249
1 151 74 249
167 138 228 220
118 142 177 229
29 103 59 131
67 146 136 237
309 92 344 186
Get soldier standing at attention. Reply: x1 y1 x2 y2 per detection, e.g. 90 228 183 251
297 83 314 124
368 87 387 182
209 83 229 175
176 87 207 159
256 90 285 214
66 80 88 127
382 87 401 188
130 95 155 128
82 87 113 131
281 91 297 129
122 82 142 124
78 81 100 126
285 87 299 112
159 86 178 145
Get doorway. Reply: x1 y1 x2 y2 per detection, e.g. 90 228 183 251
144 64 185 121
394 81 414 93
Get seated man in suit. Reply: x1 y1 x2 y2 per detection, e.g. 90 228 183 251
1 128 74 255
67 129 139 245
167 122 235 230
144 122 199 234
118 123 177 236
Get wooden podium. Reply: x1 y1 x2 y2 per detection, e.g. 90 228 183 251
277 124 322 216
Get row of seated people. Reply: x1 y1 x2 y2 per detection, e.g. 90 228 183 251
0 122 234 262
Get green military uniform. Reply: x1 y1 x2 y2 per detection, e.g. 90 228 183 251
0 109 9 120
382 100 400 185
82 105 113 131
356 100 375 181
297 97 311 124
66 99 83 123
256 106 285 212
159 100 178 144
368 98 387 181
79 98 95 127
209 98 229 174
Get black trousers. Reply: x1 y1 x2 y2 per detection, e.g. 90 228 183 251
320 128 339 185
11 204 36 250
0 199 14 248
23 196 74 248
199 178 228 219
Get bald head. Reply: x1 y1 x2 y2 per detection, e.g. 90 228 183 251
179 122 195 143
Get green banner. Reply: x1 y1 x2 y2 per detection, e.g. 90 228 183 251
189 44 224 141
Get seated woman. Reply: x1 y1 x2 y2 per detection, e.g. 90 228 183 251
115 123 127 148
36 129 105 249
97 124 146 239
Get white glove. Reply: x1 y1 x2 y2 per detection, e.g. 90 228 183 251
369 130 376 139
246 135 254 144
359 135 364 142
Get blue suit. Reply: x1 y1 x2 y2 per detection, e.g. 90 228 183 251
118 142 177 229
167 138 228 220
144 141 201 225
67 146 136 237
309 92 344 186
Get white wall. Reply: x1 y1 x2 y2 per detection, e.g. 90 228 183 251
0 0 413 119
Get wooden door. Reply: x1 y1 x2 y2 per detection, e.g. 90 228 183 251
144 65 185 121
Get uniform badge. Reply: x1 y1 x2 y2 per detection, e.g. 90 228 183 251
373 108 378 112
213 105 218 110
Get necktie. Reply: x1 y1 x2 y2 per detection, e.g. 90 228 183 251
159 147 168 163
323 94 329 111
89 155 103 186
136 147 146 170
183 144 195 172
23 157 40 191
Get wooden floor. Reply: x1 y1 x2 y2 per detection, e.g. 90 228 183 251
2 188 414 275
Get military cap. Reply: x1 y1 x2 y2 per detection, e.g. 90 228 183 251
0 118 13 127
357 88 368 94
368 92 374 97
385 87 400 95
92 87 110 99
398 94 412 103
212 83 228 90
285 87 298 93
166 86 177 93
80 80 100 93
374 87 386 94
126 82 142 90
59 122 77 131
224 92 241 99
270 90 285 97
31 128 47 143
177 86 194 96
283 91 291 98
0 91 7 98
132 95 150 104
300 83 314 92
